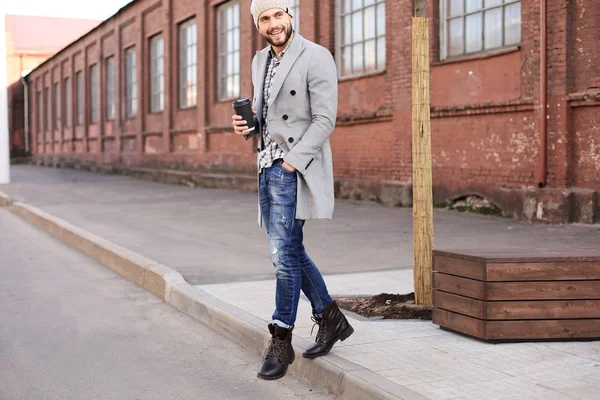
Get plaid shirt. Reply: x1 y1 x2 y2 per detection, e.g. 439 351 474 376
258 41 292 170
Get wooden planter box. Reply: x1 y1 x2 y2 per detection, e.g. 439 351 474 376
432 249 600 341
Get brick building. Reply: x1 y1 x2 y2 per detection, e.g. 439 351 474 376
24 0 599 223
5 14 100 157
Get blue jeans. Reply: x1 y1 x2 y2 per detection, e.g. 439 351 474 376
259 161 333 327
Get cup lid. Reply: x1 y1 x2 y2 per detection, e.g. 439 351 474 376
232 98 250 106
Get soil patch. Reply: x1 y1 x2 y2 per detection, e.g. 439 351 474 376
335 293 433 320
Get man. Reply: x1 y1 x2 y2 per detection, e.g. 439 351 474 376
231 0 354 381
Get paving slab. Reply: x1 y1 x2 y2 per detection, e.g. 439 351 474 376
198 270 600 400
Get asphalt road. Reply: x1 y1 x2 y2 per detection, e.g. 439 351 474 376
0 209 330 400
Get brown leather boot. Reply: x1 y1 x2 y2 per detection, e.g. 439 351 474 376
257 324 295 380
302 301 354 359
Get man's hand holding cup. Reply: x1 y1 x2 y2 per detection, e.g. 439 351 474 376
232 98 258 140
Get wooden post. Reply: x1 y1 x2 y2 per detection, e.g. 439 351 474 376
412 0 434 305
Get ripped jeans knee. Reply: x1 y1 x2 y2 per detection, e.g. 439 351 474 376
268 240 294 278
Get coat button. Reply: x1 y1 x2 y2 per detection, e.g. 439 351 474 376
288 137 294 143
283 115 289 120
290 90 296 96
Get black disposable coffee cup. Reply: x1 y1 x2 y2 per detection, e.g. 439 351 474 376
232 98 256 139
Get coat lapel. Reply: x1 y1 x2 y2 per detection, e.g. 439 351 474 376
268 34 306 107
254 48 270 117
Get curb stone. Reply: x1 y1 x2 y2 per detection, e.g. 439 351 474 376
0 191 13 207
8 200 430 400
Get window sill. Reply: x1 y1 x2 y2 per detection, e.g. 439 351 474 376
431 97 534 118
178 105 196 110
148 111 164 115
170 128 196 134
434 46 520 66
216 97 239 104
338 69 386 83
205 126 232 134
336 109 393 126
142 131 162 136
567 89 600 108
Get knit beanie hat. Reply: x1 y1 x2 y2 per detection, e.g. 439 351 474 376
250 0 291 28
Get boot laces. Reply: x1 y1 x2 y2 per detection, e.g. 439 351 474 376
264 336 287 361
310 316 327 345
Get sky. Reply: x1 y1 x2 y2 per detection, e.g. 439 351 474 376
1 0 133 21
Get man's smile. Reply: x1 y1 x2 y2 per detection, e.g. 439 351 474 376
269 27 284 38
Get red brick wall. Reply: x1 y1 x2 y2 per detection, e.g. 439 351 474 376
431 51 522 105
545 0 569 188
566 1 600 190
390 0 415 183
569 0 600 91
24 0 599 217
570 107 600 189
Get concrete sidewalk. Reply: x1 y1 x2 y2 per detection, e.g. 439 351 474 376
3 166 599 285
199 272 600 400
2 165 600 399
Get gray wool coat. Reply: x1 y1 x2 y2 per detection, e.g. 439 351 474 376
251 33 338 223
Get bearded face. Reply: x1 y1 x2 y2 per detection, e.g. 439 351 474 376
258 9 294 48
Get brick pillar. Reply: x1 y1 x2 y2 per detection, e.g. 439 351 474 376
162 0 173 155
44 74 50 153
137 11 144 157
83 47 89 154
50 69 55 154
317 0 334 51
196 0 207 156
391 0 414 182
29 81 36 156
98 37 104 162
70 55 76 154
116 21 122 158
545 0 569 188
59 63 64 154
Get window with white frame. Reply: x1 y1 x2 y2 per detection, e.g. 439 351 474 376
290 0 299 32
90 64 99 123
179 19 197 108
54 82 60 129
106 57 116 120
64 77 71 127
45 88 50 131
76 71 83 125
125 47 138 118
150 34 164 113
338 0 386 78
440 0 521 60
217 2 240 101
